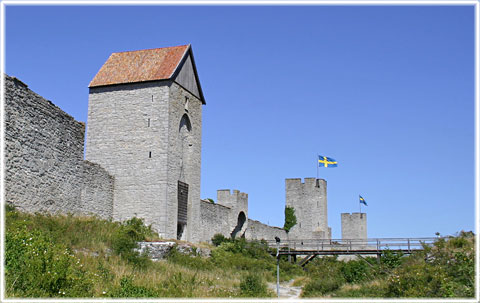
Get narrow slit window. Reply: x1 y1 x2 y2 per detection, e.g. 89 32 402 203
148 118 150 127
149 151 152 158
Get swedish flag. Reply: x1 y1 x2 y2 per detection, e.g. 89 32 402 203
359 195 367 206
318 155 338 168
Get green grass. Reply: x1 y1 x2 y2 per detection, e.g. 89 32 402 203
301 232 475 298
5 205 475 299
5 207 280 298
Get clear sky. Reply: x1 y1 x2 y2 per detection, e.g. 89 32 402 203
4 4 475 239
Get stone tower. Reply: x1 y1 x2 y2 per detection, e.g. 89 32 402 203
85 45 205 242
285 178 331 240
341 213 367 240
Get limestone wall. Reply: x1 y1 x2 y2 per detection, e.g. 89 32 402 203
341 212 367 240
217 189 248 239
286 178 330 240
4 75 113 218
245 219 287 241
199 200 232 242
86 82 171 232
80 161 114 218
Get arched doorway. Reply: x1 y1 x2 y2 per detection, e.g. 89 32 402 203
231 211 246 239
177 114 192 240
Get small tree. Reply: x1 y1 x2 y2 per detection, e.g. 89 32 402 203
283 206 297 233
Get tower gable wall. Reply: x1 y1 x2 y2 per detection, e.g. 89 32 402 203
86 81 171 234
166 82 203 241
174 53 201 99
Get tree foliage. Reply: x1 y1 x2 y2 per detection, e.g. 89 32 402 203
283 206 297 233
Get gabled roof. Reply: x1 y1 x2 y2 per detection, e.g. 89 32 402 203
89 44 205 104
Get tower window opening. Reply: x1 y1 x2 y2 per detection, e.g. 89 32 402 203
149 151 152 158
148 118 150 127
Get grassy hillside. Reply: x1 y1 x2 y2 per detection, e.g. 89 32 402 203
299 231 476 298
5 206 301 298
5 205 475 298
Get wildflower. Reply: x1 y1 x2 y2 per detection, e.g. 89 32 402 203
102 291 106 294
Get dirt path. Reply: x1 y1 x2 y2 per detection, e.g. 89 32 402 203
267 279 302 299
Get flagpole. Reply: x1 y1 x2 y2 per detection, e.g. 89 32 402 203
359 198 361 213
316 154 319 180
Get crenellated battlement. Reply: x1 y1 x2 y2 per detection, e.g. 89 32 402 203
285 177 330 240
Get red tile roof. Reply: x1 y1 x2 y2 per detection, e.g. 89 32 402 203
89 45 189 87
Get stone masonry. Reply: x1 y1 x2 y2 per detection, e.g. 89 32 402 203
286 178 331 241
341 212 367 240
5 75 114 218
4 44 368 245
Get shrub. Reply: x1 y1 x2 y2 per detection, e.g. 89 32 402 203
5 226 94 297
211 233 230 246
381 250 404 269
109 276 158 297
283 206 297 233
239 274 269 297
302 256 345 297
341 259 372 283
167 247 214 271
303 276 343 296
110 217 154 268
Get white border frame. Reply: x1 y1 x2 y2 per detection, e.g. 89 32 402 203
0 1 478 302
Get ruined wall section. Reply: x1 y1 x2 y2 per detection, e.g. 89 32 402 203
5 75 113 218
199 200 232 242
245 219 287 241
217 189 248 238
80 161 114 218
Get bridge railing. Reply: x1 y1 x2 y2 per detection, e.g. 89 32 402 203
264 237 439 253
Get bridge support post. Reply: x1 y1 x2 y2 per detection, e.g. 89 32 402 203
376 253 381 264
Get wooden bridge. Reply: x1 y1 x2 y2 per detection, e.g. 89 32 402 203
264 237 439 266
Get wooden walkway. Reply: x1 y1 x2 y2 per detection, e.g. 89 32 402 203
265 237 439 266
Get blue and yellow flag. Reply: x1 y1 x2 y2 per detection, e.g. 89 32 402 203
359 195 367 206
318 155 338 168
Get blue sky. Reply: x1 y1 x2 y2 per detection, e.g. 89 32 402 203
4 4 475 239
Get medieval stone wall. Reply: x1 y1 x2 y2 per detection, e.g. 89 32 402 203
4 75 114 218
245 219 287 241
341 212 367 240
286 178 331 240
199 200 232 242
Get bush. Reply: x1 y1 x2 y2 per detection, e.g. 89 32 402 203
167 247 214 271
283 206 297 233
303 276 343 296
5 226 94 297
381 250 404 269
341 259 372 283
211 233 230 246
239 274 269 297
109 276 158 297
302 256 345 297
110 217 154 268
